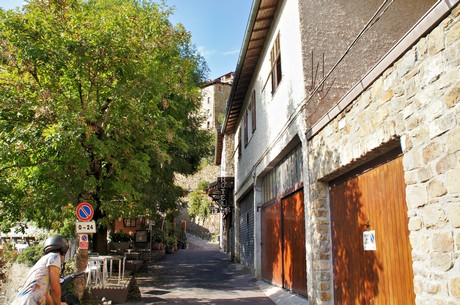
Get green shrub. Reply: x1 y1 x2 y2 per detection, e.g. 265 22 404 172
0 247 7 283
188 180 211 221
1 243 19 262
17 245 44 267
164 236 177 249
109 231 133 242
151 229 165 243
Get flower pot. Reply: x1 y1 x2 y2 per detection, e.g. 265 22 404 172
151 242 163 250
111 241 130 251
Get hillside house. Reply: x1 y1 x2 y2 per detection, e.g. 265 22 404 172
200 72 234 131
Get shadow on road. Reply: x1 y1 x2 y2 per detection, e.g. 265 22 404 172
129 234 275 305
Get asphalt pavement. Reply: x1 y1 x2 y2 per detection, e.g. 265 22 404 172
125 234 306 305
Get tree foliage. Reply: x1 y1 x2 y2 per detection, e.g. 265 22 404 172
0 0 213 237
188 180 211 222
16 244 44 267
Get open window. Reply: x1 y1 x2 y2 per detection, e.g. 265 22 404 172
250 90 256 133
270 33 282 94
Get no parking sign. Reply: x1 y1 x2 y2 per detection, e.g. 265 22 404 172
79 234 89 250
76 202 94 221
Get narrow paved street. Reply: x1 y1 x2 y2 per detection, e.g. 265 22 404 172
130 234 276 305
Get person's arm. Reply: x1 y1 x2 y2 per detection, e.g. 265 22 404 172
48 265 61 305
46 292 53 305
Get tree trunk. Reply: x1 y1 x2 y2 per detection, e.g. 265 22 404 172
93 227 108 254
74 248 88 299
91 206 108 254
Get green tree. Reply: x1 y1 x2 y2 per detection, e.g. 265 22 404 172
0 0 213 253
188 180 212 223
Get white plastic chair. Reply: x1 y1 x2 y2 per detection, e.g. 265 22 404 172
85 259 103 287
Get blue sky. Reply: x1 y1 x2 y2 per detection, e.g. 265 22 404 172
0 0 252 80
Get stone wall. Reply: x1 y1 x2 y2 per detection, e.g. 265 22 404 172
307 5 459 305
1 263 30 304
175 164 221 240
298 0 436 127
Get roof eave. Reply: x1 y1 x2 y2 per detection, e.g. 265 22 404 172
222 0 263 134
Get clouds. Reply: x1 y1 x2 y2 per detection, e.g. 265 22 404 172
222 49 240 56
197 46 216 57
198 46 239 58
197 46 242 78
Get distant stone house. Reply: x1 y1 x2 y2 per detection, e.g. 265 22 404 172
199 72 234 131
198 72 236 252
221 0 459 304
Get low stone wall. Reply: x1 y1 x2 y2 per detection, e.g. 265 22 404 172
0 263 30 304
307 6 459 305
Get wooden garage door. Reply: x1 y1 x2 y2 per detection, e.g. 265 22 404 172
282 190 307 296
330 154 415 305
261 189 307 297
261 201 282 286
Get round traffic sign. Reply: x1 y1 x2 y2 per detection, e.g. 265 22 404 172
76 202 94 221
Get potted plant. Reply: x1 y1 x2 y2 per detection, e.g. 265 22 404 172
109 231 133 252
164 236 177 253
177 229 187 249
151 229 165 250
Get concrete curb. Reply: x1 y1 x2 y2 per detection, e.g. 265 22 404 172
256 281 308 305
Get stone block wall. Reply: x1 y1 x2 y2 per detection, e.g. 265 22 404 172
307 6 459 305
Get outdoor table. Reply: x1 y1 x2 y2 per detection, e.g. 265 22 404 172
124 251 140 261
98 255 126 285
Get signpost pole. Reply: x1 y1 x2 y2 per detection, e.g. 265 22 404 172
74 202 95 299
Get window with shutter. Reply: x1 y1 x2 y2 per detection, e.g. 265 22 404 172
270 33 282 94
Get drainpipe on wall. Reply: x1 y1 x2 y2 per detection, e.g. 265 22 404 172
253 169 263 279
219 210 224 250
233 194 241 263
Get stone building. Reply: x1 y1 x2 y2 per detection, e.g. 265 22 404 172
223 0 308 295
220 0 459 304
305 2 460 303
196 72 235 250
199 72 234 130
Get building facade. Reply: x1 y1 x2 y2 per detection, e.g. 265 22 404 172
305 2 460 303
223 0 309 296
200 72 234 131
220 0 460 304
200 72 236 253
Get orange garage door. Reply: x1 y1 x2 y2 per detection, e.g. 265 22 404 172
330 153 415 305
